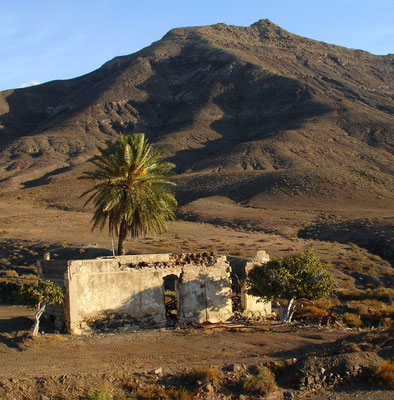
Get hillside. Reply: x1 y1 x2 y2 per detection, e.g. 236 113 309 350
0 19 393 211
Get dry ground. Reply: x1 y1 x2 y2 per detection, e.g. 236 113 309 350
0 198 392 399
0 197 392 265
1 307 393 399
0 306 349 379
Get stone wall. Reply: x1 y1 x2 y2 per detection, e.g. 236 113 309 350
38 252 233 334
241 251 272 317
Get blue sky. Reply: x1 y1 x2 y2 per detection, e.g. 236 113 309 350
1 0 393 91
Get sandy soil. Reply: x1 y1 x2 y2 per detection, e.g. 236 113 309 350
1 307 393 399
0 198 390 266
0 306 348 380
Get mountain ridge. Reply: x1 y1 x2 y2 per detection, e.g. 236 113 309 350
0 20 392 210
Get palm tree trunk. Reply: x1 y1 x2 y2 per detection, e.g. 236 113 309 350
117 219 128 255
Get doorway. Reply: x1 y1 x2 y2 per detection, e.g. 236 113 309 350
163 274 179 321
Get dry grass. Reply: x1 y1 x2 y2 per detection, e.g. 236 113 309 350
296 298 339 323
242 366 278 395
342 312 362 328
86 387 113 400
349 299 394 328
336 287 394 303
51 333 67 342
165 387 194 400
300 305 329 323
264 359 297 378
125 383 193 400
131 385 166 399
371 361 394 389
5 269 18 278
184 366 220 387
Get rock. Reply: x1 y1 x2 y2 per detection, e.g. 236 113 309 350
152 315 164 324
223 363 242 372
253 250 270 264
306 376 315 386
150 367 163 375
283 391 295 399
203 383 214 392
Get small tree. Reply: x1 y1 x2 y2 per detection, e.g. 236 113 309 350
16 279 64 335
246 249 334 323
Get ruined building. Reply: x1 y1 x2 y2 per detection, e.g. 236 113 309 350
38 251 271 334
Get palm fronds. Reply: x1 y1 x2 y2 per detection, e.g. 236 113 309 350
80 133 177 254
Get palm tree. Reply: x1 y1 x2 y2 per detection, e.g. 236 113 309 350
80 133 177 255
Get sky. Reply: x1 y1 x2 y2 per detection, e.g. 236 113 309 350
1 0 393 91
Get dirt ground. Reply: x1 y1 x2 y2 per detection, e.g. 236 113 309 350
1 306 393 399
0 198 392 399
0 197 392 267
0 306 348 379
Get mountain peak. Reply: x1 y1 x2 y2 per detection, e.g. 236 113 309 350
250 19 292 40
0 20 393 209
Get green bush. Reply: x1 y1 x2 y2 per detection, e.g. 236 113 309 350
87 388 113 400
247 250 334 323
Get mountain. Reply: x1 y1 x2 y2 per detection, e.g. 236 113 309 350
0 19 393 210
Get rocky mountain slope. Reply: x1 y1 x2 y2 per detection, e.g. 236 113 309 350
0 19 393 209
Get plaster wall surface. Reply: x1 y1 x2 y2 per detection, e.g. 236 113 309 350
241 250 272 317
39 253 233 334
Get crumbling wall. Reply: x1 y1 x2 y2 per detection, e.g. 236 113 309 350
178 260 232 323
38 260 69 331
241 250 272 317
39 252 232 334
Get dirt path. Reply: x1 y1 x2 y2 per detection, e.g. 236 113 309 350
0 307 347 379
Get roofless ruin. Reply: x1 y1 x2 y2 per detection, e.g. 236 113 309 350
38 251 271 334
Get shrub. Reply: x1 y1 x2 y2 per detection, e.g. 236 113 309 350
247 250 334 322
184 367 220 387
371 361 394 389
336 287 394 303
6 269 18 278
342 312 363 328
296 298 339 322
87 387 113 400
166 387 194 400
349 300 394 327
125 384 193 400
300 305 329 323
19 274 38 284
133 385 167 399
242 367 278 395
15 279 64 335
264 359 296 378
